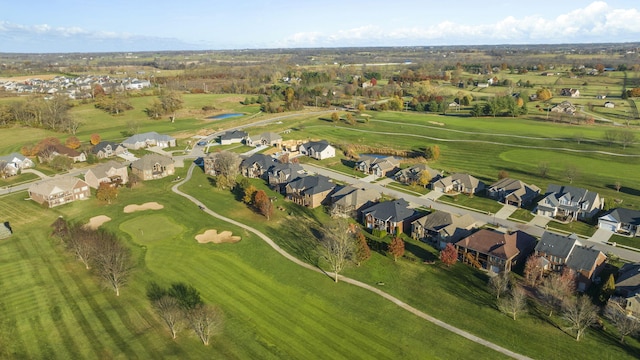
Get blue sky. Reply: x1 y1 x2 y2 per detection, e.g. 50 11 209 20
1 1 639 53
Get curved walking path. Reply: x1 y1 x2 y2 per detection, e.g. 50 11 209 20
172 163 532 360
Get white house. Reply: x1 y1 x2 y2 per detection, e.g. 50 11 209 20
299 140 336 160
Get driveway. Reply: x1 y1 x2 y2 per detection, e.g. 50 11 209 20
589 227 614 244
493 204 517 220
118 152 138 162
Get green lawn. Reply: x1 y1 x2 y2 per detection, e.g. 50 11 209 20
438 194 504 214
508 208 536 223
547 219 597 237
609 234 640 250
385 181 430 196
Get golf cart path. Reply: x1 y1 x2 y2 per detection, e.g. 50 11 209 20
172 163 532 360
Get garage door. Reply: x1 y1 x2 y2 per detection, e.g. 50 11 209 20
598 221 617 232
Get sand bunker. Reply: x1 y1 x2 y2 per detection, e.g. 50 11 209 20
85 215 111 229
124 202 164 213
195 229 241 244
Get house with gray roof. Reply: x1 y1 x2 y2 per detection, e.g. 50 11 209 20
28 176 91 208
356 155 400 178
394 163 441 186
84 160 129 188
534 231 606 291
267 162 303 192
411 211 477 249
122 132 176 150
246 132 282 147
330 185 380 219
92 141 126 159
130 154 175 180
432 173 485 195
219 130 248 145
240 153 277 179
285 175 335 208
536 184 603 221
299 140 336 160
487 178 540 208
614 263 640 317
361 198 417 235
598 208 640 236
0 152 34 177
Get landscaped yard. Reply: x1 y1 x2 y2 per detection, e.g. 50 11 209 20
609 234 640 250
547 219 597 237
438 193 504 214
385 181 430 196
508 208 536 223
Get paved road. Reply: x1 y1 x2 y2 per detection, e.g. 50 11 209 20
301 163 640 263
172 163 533 360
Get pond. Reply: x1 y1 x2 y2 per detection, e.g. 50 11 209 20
207 113 244 120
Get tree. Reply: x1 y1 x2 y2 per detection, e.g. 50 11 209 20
599 274 616 303
168 282 203 310
605 301 640 343
354 232 371 266
96 182 118 204
498 170 509 179
431 145 440 161
64 223 97 270
345 113 355 125
388 236 405 262
564 165 580 184
50 217 70 239
488 272 511 299
65 136 81 149
417 170 431 188
498 286 528 320
536 88 553 101
615 181 622 192
160 91 184 122
603 130 619 145
538 161 550 178
330 112 339 123
523 255 544 287
93 234 132 296
242 185 257 205
153 295 184 339
187 304 224 346
145 99 165 119
90 133 101 145
539 268 576 316
619 130 635 149
319 219 355 282
562 295 599 341
49 155 73 171
212 151 241 190
95 91 133 115
439 243 457 267
254 190 273 220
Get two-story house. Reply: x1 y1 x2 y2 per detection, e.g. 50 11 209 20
487 178 540 208
536 184 603 221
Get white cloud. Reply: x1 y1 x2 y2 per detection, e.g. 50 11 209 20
279 1 640 46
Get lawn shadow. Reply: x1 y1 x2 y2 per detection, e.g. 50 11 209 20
605 184 640 197
275 217 321 267
403 241 437 262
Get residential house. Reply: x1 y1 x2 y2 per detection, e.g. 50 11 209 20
487 178 540 208
92 141 126 159
240 153 277 179
329 185 380 219
130 154 175 180
455 229 536 273
84 160 129 188
266 162 303 192
614 263 640 317
299 140 336 160
0 222 12 239
203 152 218 176
284 175 335 208
598 208 640 236
604 101 615 108
356 155 400 178
122 132 176 150
246 132 282 147
394 164 441 186
28 176 91 208
361 198 417 235
39 144 86 163
411 211 476 249
560 88 580 97
0 152 34 177
432 173 485 195
219 130 248 145
536 184 603 221
535 231 606 291
551 101 577 115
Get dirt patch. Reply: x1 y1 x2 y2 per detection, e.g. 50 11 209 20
428 121 445 126
124 202 164 213
195 229 241 244
85 215 111 229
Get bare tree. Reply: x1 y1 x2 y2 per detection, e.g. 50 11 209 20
562 295 599 341
605 300 640 343
615 181 622 192
498 286 528 320
65 225 98 270
93 235 132 296
212 151 241 189
523 255 544 287
564 165 580 184
319 218 355 282
153 296 184 339
537 162 549 178
187 304 224 346
539 268 576 317
603 130 618 146
488 271 511 299
619 130 635 149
